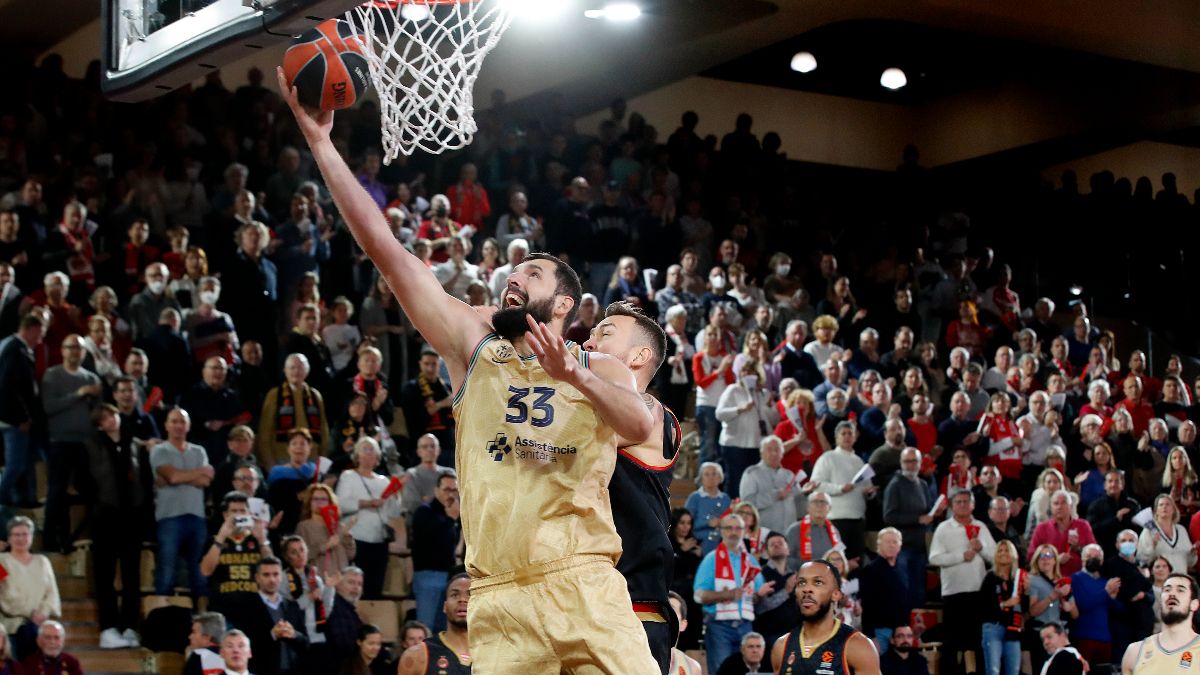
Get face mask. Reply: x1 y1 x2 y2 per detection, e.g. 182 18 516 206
147 280 166 295
776 264 791 276
710 276 726 290
1084 558 1102 574
199 290 220 305
742 375 758 389
1119 541 1137 558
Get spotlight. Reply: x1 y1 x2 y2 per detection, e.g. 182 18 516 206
400 3 431 21
504 0 570 21
584 3 641 20
1069 284 1084 297
880 67 907 90
790 52 817 74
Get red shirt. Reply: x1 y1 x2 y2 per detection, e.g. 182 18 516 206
774 416 824 476
907 417 937 453
446 181 492 228
1030 518 1096 577
1116 398 1154 437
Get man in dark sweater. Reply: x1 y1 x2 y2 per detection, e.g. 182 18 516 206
752 533 799 647
311 567 364 673
0 313 46 507
227 557 307 675
883 448 942 610
938 391 986 473
1086 470 1140 558
858 528 911 653
879 625 930 675
412 472 461 633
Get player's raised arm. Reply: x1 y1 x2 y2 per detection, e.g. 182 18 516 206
525 315 654 444
276 67 487 370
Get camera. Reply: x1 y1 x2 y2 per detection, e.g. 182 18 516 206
234 515 254 531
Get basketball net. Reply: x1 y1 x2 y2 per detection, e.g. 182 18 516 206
346 0 514 160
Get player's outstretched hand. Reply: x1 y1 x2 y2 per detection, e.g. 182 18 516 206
525 314 578 383
275 66 334 142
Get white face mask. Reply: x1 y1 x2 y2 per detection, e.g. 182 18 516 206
776 264 791 276
743 375 758 389
147 280 166 295
710 276 726 290
199 290 220 305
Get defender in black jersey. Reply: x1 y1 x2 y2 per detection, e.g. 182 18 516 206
583 302 678 674
772 560 881 675
398 574 472 675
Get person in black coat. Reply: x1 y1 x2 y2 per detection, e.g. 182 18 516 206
879 625 931 675
1086 470 1141 558
1105 530 1154 663
136 308 192 404
0 314 45 507
1038 623 1086 675
777 320 820 389
227 557 308 675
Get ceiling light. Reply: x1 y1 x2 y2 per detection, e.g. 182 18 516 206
790 51 817 73
880 67 907 90
584 3 641 20
400 3 431 21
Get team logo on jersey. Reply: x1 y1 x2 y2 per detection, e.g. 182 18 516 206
437 655 449 668
491 343 514 363
1182 652 1193 668
821 651 834 663
787 653 795 665
487 433 513 461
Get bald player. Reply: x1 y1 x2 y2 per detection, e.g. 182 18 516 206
583 301 680 673
1122 572 1200 674
398 574 471 675
279 71 658 673
772 560 881 675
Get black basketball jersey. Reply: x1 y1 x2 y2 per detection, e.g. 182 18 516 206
423 632 471 675
778 619 859 675
611 406 680 605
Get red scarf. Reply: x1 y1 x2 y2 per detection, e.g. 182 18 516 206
714 541 748 585
798 515 840 561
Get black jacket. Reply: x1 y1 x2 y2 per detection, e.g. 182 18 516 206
879 650 931 675
1087 493 1141 557
778 346 820 390
227 592 308 675
0 334 39 427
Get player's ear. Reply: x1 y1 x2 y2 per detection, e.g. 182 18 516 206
555 294 575 320
631 345 652 367
1191 596 1199 614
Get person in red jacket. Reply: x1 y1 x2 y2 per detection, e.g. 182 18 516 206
1116 375 1155 437
693 325 735 465
21 622 82 675
446 163 492 230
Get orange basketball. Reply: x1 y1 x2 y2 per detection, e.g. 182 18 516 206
282 19 371 111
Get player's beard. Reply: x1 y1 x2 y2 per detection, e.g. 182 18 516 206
1163 608 1192 626
799 597 834 625
493 295 556 341
447 612 468 630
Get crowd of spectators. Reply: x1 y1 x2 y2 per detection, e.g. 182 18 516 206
0 51 1198 674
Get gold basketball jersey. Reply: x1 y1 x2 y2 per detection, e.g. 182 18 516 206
452 333 622 578
1133 634 1200 673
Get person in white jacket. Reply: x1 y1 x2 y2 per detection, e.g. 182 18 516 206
810 421 876 561
334 438 403 600
715 361 779 500
929 489 997 675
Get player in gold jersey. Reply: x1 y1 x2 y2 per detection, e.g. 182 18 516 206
1122 573 1200 674
278 70 660 674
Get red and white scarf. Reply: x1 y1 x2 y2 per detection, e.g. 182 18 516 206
981 413 1022 479
798 515 841 562
714 541 759 621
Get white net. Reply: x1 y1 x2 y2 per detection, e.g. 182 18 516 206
346 0 515 161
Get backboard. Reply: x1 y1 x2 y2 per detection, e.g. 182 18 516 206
101 0 362 102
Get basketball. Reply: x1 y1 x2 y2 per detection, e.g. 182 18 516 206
282 19 371 111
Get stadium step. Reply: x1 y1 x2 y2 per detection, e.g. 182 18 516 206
73 646 156 675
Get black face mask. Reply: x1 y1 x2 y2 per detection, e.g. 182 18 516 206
1085 558 1103 574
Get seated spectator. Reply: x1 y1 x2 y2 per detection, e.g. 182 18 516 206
982 346 1014 393
411 472 460 633
296 484 357 577
267 430 319 535
151 408 213 598
258 354 330 469
714 631 767 675
847 327 883 380
1137 493 1196 574
0 516 60 661
201 491 272 615
339 624 390 675
183 612 227 675
1039 622 1087 675
86 405 146 650
488 239 528 308
879 624 930 675
398 621 429 651
19 622 79 675
335 439 402 600
0 625 20 675
227 557 308 675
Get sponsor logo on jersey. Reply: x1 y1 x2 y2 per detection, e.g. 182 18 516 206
492 343 514 363
487 432 577 464
487 433 513 461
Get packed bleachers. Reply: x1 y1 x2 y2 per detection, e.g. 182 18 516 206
1 51 1200 674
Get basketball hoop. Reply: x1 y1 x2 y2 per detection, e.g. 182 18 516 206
346 0 514 160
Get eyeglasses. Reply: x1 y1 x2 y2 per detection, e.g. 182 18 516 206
720 526 744 531
1039 552 1056 559
809 500 830 506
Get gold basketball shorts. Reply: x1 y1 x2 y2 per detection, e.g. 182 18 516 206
468 554 661 674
